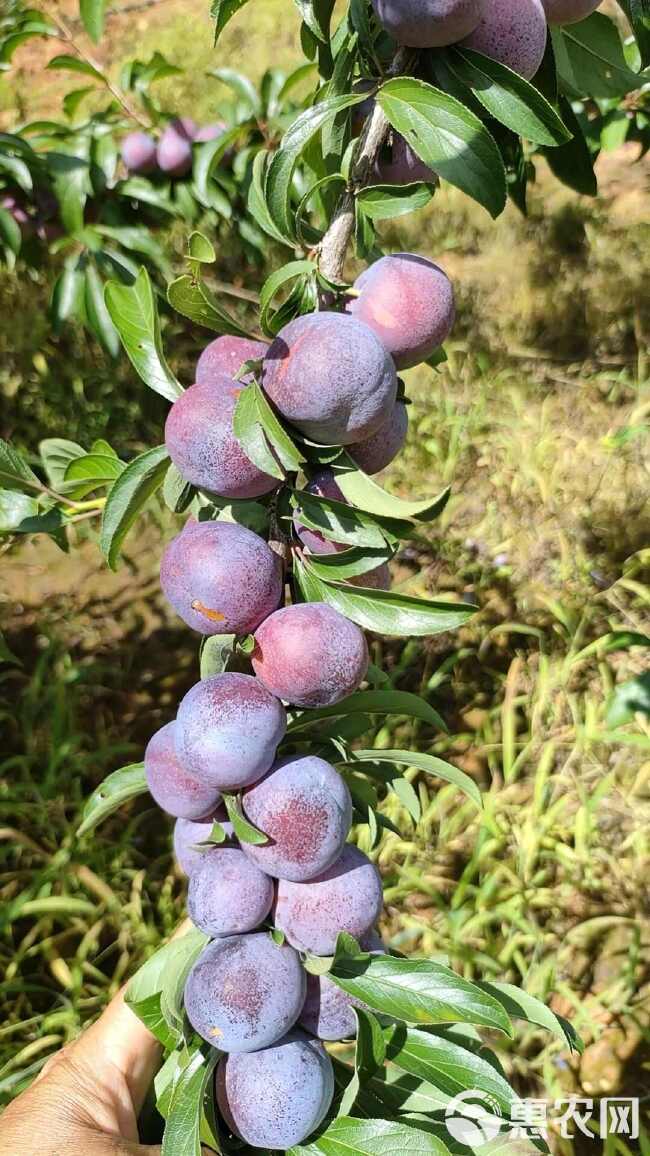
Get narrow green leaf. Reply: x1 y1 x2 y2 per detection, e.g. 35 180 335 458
47 53 105 81
339 1009 386 1116
232 384 285 480
357 182 436 221
99 445 169 569
329 954 513 1035
288 689 448 735
377 77 506 218
543 96 597 196
294 488 405 549
336 461 450 522
291 1115 451 1156
199 634 237 679
167 273 250 338
295 558 476 638
0 438 40 493
210 0 250 42
85 262 120 357
259 259 316 335
223 792 269 844
79 0 107 43
476 981 583 1053
266 92 366 241
76 762 147 836
448 48 572 146
347 750 481 809
305 546 394 580
105 268 183 401
383 1024 515 1114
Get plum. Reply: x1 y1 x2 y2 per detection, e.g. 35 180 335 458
173 814 234 876
300 930 386 1039
120 131 157 175
216 1028 334 1148
188 845 274 935
1 194 33 238
157 117 197 177
184 933 306 1051
371 0 480 46
346 254 455 371
160 520 282 636
262 312 397 446
542 0 601 21
144 721 221 820
241 755 352 881
349 400 409 473
175 672 286 790
252 603 369 708
164 377 279 498
374 133 438 186
275 844 383 954
460 0 548 80
195 335 268 386
195 121 227 141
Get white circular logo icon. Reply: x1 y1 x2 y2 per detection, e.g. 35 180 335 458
445 1089 503 1148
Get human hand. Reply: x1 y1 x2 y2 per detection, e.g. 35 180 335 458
0 982 210 1155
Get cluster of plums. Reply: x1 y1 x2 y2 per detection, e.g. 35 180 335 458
372 0 604 79
121 117 227 178
144 249 456 1146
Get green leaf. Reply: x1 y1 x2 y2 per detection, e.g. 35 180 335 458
0 629 20 666
79 0 106 42
448 48 571 147
291 1115 451 1156
305 546 394 580
336 461 450 523
126 928 208 1049
266 92 366 242
210 66 260 112
552 13 646 98
162 1045 219 1156
295 558 476 638
377 77 506 218
85 262 120 357
223 792 269 844
163 463 195 513
233 382 305 479
99 445 169 569
64 451 123 495
51 261 87 330
0 438 40 493
288 689 448 735
346 750 481 809
105 268 183 402
329 954 513 1035
76 762 147 836
543 96 597 196
606 672 650 728
339 1008 386 1116
476 981 583 1054
247 151 293 246
167 273 250 337
260 259 316 335
0 206 22 259
294 488 405 550
199 633 237 679
193 127 243 210
47 53 105 81
384 1024 515 1115
293 0 335 42
210 0 250 41
357 182 436 221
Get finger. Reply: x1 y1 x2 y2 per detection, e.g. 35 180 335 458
73 988 162 1116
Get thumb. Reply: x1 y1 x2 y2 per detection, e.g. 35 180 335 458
73 988 162 1117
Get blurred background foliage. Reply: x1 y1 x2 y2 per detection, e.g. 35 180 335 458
0 2 648 1151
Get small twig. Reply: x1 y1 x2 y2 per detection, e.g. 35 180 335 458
318 47 412 284
43 3 151 130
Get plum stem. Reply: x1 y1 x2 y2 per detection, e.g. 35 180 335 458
318 47 412 285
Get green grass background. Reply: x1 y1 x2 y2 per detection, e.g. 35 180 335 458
0 2 649 1150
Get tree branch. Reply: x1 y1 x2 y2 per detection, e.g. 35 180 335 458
43 4 152 130
318 47 412 284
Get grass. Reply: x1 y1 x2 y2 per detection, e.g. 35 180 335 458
1 1 650 1148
